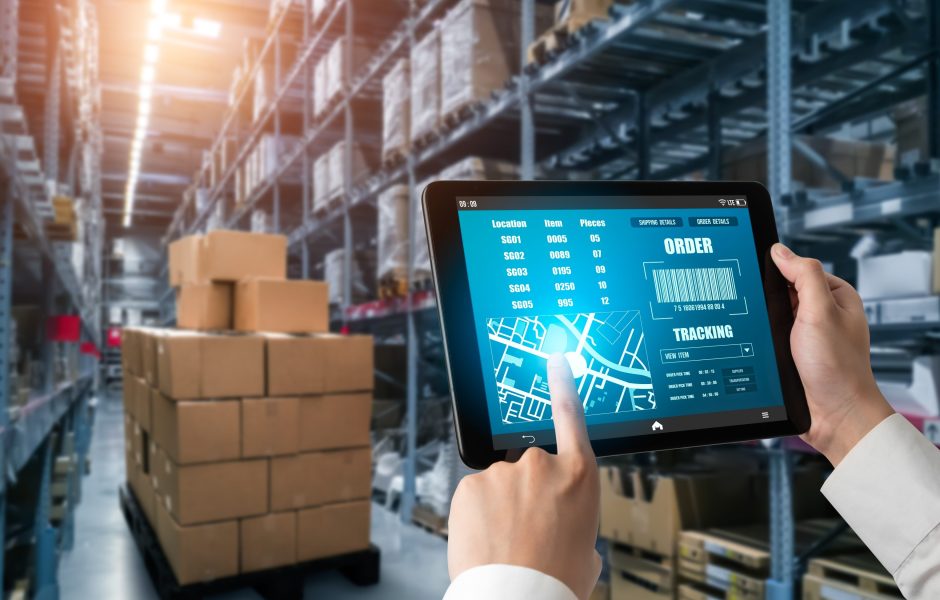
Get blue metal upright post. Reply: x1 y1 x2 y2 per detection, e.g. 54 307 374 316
0 182 14 597
766 0 794 598
34 437 59 600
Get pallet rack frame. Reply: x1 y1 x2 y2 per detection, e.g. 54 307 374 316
162 1 937 596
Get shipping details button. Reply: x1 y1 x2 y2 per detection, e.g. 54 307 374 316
741 343 754 357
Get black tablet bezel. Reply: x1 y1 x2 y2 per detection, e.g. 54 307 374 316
423 180 810 469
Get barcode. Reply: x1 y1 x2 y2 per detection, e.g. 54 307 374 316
652 267 737 303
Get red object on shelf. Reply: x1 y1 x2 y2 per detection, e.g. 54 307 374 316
80 342 101 359
107 327 122 347
47 315 81 342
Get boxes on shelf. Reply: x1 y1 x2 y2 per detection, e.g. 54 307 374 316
313 153 330 210
377 184 411 285
324 247 369 305
439 0 531 119
874 296 940 326
439 156 519 181
314 57 328 117
312 0 329 22
175 283 233 331
413 177 436 280
251 209 272 234
234 278 328 333
609 543 675 600
803 554 902 600
892 97 927 167
382 58 410 161
325 36 373 104
722 135 895 190
410 27 441 140
856 250 932 300
326 140 369 204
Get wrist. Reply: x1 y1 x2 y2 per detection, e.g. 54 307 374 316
808 388 894 466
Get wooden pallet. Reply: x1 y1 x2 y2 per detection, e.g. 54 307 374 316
411 504 448 539
119 485 380 600
807 555 900 598
609 540 676 593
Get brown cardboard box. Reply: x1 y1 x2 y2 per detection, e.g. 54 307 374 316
322 334 374 393
202 230 287 282
162 458 269 525
234 278 328 333
140 329 162 386
265 334 329 396
124 415 135 483
609 545 675 600
135 462 158 528
122 376 137 421
168 235 204 287
151 390 241 464
132 422 144 468
242 397 300 457
157 331 265 399
299 394 371 451
155 500 239 585
240 512 297 572
297 500 370 562
121 328 144 376
136 378 152 432
270 447 371 511
176 283 233 330
599 466 761 556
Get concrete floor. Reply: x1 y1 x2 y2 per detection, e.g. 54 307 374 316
58 390 452 599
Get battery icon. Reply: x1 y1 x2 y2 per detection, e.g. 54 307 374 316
732 199 747 207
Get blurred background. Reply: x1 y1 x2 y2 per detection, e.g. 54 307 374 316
0 0 936 598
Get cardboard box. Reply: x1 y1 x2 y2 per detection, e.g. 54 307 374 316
297 500 370 562
599 466 761 556
202 230 287 282
410 29 440 140
132 422 145 469
157 331 265 399
162 458 269 525
141 329 162 386
609 545 675 600
176 283 233 331
893 97 927 166
382 58 410 160
234 278 328 334
322 334 374 393
242 397 300 457
123 376 138 421
168 235 203 287
270 447 371 511
240 512 297 572
121 328 144 376
857 251 933 300
135 462 158 528
299 393 371 452
878 296 940 325
136 378 152 432
155 500 239 585
151 390 241 464
265 334 329 396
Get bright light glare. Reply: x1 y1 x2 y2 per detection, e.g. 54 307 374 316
151 0 167 14
161 13 182 29
147 19 162 41
141 65 155 84
144 44 159 64
193 18 222 38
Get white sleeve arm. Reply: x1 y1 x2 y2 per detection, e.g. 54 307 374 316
442 565 578 600
821 413 940 598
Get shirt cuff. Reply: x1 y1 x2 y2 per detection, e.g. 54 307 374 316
442 564 578 600
821 413 940 574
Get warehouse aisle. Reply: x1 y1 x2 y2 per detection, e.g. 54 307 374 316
58 391 452 599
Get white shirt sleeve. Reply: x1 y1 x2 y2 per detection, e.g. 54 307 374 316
821 413 940 599
442 564 578 600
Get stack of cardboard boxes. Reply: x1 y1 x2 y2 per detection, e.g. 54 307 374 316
122 230 374 586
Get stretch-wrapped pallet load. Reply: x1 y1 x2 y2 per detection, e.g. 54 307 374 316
126 230 375 585
413 177 435 281
410 27 441 141
313 153 330 211
314 57 328 117
312 0 328 22
382 58 410 161
324 248 368 305
325 36 373 106
326 140 369 204
440 0 524 119
377 185 409 285
439 156 518 181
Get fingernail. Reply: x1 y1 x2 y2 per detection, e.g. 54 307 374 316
773 243 793 259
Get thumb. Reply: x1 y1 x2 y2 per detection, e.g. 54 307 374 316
547 353 592 458
771 243 834 312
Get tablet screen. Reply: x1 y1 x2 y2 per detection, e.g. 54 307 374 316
455 194 787 450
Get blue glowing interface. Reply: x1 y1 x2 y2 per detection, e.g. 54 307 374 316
455 195 786 449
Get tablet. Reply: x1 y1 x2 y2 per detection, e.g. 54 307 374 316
424 181 809 468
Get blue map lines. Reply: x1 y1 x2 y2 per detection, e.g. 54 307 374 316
486 311 655 425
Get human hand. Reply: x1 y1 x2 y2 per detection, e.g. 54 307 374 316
447 354 601 600
771 243 893 466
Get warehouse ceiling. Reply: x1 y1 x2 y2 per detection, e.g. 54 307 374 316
97 0 270 233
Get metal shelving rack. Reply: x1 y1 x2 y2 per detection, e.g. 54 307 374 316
0 0 103 595
162 0 934 595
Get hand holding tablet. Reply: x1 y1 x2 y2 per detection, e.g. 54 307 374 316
423 181 810 468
